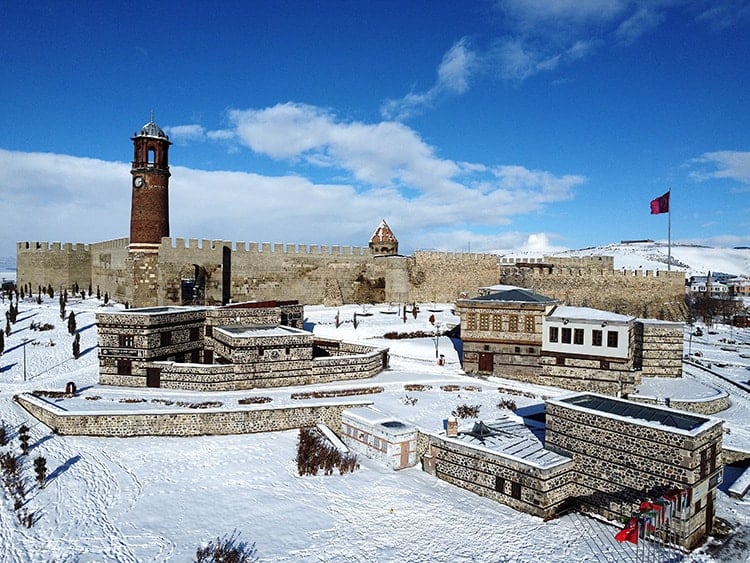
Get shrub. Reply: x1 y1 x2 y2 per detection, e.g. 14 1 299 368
296 427 359 476
291 386 383 400
33 456 47 488
440 385 460 392
238 396 272 405
452 404 481 419
196 530 258 562
497 399 517 411
400 395 418 406
403 384 432 392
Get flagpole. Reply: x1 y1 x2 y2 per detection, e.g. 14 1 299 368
667 188 671 272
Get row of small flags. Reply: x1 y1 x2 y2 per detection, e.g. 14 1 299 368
614 489 690 545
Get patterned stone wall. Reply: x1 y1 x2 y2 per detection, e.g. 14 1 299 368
639 320 683 377
15 394 371 438
16 241 92 291
422 433 576 519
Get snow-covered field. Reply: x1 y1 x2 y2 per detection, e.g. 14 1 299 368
1 294 750 562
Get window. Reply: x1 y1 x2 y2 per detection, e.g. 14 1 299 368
508 315 519 332
527 347 535 354
479 314 490 331
495 475 505 493
205 325 213 337
119 335 134 348
549 326 559 342
607 331 618 348
574 328 584 345
160 331 172 347
514 346 521 354
466 314 477 330
117 359 132 375
492 315 502 332
700 449 708 478
190 327 200 341
524 316 535 333
511 482 522 500
592 329 603 347
562 327 572 344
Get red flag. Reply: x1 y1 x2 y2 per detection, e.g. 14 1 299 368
615 517 639 544
650 191 670 214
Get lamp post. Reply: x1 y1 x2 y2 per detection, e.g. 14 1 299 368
22 338 30 381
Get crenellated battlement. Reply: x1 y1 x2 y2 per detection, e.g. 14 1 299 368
18 241 91 253
414 250 498 261
163 237 371 256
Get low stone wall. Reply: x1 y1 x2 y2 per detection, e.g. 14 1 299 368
14 394 371 438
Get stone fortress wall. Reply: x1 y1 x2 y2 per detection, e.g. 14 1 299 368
17 241 688 319
498 256 687 321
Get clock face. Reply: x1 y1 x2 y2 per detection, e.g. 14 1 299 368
133 176 144 188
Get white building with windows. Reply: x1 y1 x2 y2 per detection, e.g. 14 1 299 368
456 288 684 396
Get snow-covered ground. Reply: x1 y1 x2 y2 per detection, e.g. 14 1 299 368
1 295 750 562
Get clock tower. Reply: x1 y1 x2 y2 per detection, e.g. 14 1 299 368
129 114 171 254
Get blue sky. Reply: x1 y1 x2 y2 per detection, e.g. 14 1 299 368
2 1 749 260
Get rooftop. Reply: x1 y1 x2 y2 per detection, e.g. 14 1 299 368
547 306 634 323
447 416 571 469
217 325 310 338
553 393 714 432
470 288 557 305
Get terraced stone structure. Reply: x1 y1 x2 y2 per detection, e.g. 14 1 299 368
97 301 388 391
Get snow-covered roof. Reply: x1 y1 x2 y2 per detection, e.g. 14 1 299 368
549 393 720 435
444 416 572 470
547 305 634 323
471 288 556 305
369 219 398 244
217 324 310 338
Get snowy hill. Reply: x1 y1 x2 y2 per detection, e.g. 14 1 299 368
498 242 750 278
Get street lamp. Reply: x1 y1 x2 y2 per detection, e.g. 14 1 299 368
22 338 30 381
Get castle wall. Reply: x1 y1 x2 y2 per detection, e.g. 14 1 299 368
499 262 688 321
16 241 93 292
19 239 691 320
409 251 499 303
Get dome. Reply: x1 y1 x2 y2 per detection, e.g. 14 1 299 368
137 115 168 139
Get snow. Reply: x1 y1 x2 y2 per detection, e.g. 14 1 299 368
1 293 750 561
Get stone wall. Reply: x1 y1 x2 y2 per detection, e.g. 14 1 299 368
408 251 499 303
639 321 683 377
18 238 689 318
422 433 575 519
499 262 688 321
15 393 371 438
627 394 730 416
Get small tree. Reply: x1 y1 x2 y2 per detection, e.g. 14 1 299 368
72 332 81 359
0 329 4 356
18 427 30 456
33 456 47 489
47 284 54 299
104 292 109 305
68 311 77 335
96 285 100 300
196 530 258 563
5 317 10 337
59 296 66 321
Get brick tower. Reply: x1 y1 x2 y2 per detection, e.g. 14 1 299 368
129 114 171 254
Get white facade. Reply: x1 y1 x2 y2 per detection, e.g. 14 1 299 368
542 306 633 359
341 407 418 470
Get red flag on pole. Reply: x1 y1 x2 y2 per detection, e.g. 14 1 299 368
614 517 639 544
650 191 670 214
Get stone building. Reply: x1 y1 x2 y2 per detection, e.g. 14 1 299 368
17 117 687 317
97 300 388 391
421 392 723 550
455 288 684 395
340 407 418 470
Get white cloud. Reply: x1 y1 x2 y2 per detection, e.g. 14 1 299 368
689 151 750 188
381 38 478 120
0 103 585 259
165 124 206 144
